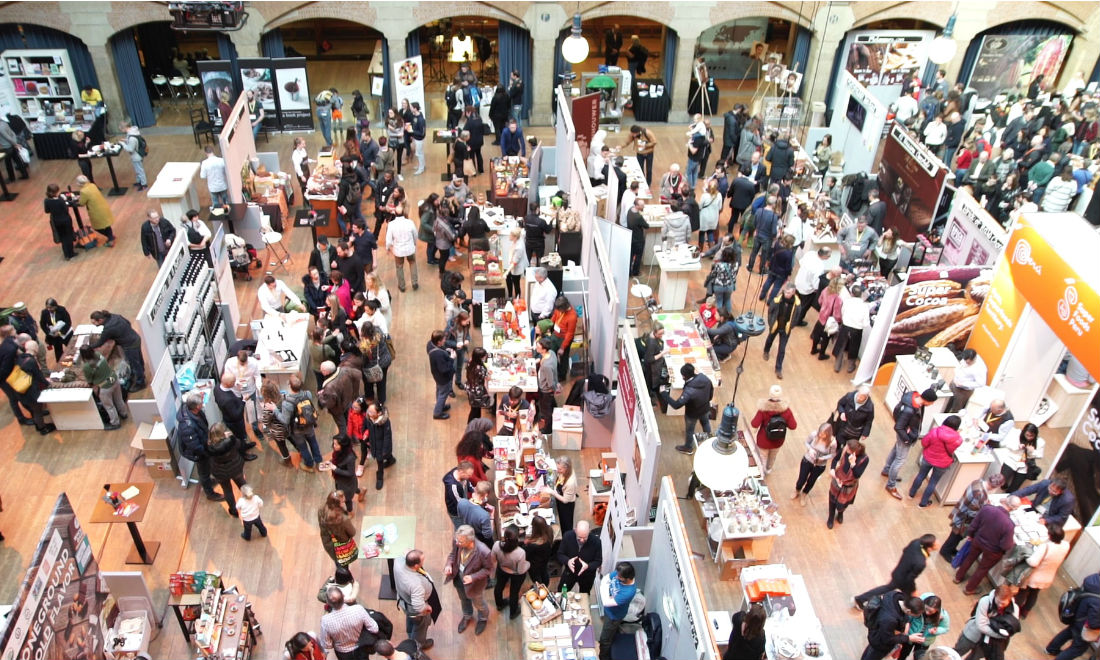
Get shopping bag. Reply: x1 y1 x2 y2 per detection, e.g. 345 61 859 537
75 223 98 249
951 538 971 569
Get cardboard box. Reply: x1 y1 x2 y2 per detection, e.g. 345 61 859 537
130 421 170 465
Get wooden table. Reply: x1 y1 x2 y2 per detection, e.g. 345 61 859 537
360 515 416 600
90 481 159 564
167 593 202 641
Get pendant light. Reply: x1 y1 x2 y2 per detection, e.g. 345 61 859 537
927 12 958 65
561 13 589 64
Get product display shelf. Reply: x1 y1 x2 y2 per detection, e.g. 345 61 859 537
2 49 82 125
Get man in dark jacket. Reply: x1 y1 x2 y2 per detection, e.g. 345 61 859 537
309 236 338 281
746 196 779 274
884 388 938 499
500 118 526 157
177 392 221 500
15 342 54 435
854 534 936 608
39 299 73 363
834 385 875 441
140 210 177 266
334 241 366 293
428 330 456 420
464 106 486 175
862 591 926 660
557 520 603 593
763 285 798 379
955 496 1019 595
661 364 714 455
506 70 524 119
727 168 756 235
0 325 31 425
1046 572 1100 660
213 372 257 461
317 359 360 435
720 106 742 162
864 189 886 233
88 310 146 389
625 198 649 276
766 133 795 182
1013 476 1076 526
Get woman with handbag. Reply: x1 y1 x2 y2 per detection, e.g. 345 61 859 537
827 438 869 529
358 321 391 405
1015 523 1070 618
465 348 491 423
318 490 358 569
810 277 844 359
321 434 362 513
1000 423 1044 492
492 525 530 620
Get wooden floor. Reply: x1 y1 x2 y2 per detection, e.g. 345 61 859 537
0 121 1074 660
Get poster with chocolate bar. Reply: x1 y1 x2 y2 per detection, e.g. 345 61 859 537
877 123 950 242
880 266 993 366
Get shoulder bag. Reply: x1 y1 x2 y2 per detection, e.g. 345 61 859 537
5 365 31 394
332 533 360 566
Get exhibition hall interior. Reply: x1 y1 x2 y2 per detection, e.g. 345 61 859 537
0 2 1099 660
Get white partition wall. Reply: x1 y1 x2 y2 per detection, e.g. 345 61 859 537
611 322 661 520
220 92 258 205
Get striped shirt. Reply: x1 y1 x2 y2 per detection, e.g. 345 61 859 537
320 604 378 653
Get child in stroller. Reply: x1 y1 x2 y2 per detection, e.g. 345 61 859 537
225 233 260 280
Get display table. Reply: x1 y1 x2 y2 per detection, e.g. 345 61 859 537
38 387 103 430
551 406 583 451
487 355 539 394
252 313 310 389
653 244 702 311
192 589 257 659
640 204 671 265
488 158 529 217
294 208 333 243
740 564 833 660
696 477 784 580
620 156 653 200
929 413 995 505
990 492 1082 546
147 162 201 224
432 129 458 182
493 433 558 537
482 302 531 354
360 515 416 600
1045 374 1095 428
304 161 343 238
520 591 595 660
631 79 670 122
885 350 957 435
82 143 127 196
89 482 159 564
651 312 721 416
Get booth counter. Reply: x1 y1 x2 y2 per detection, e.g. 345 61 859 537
493 433 559 538
488 158 530 218
653 244 702 311
650 313 721 416
520 591 595 660
252 312 310 389
147 162 201 224
884 351 957 435
304 161 343 239
737 564 833 660
640 204 671 266
620 156 653 200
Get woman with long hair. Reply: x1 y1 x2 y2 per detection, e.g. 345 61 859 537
524 515 555 587
492 525 530 619
206 422 248 517
326 434 362 511
323 292 348 333
364 272 392 328
543 456 578 532
284 632 325 660
455 430 489 483
827 438 869 529
1015 523 1071 619
358 321 392 404
465 347 491 423
317 490 356 569
1000 422 1044 492
385 106 406 175
724 603 766 660
419 193 440 266
793 422 837 505
506 227 528 299
810 275 844 359
260 380 292 466
874 227 906 277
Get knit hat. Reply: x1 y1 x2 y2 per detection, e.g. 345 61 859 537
769 384 783 398
920 387 938 403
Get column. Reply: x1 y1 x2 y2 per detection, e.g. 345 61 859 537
802 3 855 113
87 44 123 127
524 3 567 126
386 34 405 108
229 16 265 59
667 34 698 124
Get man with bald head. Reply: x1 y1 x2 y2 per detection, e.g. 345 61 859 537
954 495 1020 595
833 384 875 442
978 399 1014 448
213 371 258 461
557 520 603 593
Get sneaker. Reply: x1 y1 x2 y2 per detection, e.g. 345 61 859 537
675 444 695 455
398 174 404 182
414 169 424 176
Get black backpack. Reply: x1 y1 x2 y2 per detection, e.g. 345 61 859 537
862 594 884 628
1058 587 1100 625
135 135 148 158
765 413 788 441
294 395 318 430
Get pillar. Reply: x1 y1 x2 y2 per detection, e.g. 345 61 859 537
385 34 405 108
229 13 265 59
525 3 568 126
802 3 855 115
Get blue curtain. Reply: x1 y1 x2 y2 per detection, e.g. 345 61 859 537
1090 54 1100 85
921 59 940 89
791 27 811 97
405 30 420 59
0 26 24 52
822 38 848 113
959 20 1074 87
261 30 284 59
381 37 392 113
663 28 678 93
14 24 99 89
498 21 533 119
109 30 155 127
215 33 240 90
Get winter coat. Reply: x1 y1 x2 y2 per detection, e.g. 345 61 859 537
78 181 114 230
736 129 761 169
834 390 875 440
433 214 456 251
331 448 358 495
888 539 930 594
767 247 794 279
660 212 692 245
206 434 245 481
920 424 963 468
766 139 795 181
662 373 713 419
893 391 924 446
751 397 797 450
766 292 798 336
699 191 722 232
88 313 141 351
318 509 357 563
176 405 210 461
318 366 360 418
419 207 437 243
364 409 393 460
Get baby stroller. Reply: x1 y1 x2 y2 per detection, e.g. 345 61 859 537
225 233 259 281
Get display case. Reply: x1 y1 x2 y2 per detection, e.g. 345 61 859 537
482 300 532 354
304 157 344 238
740 564 833 660
192 588 257 660
581 71 625 130
696 476 784 579
489 157 530 217
2 49 83 127
470 246 505 290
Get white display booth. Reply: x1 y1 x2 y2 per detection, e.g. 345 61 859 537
606 322 662 521
815 71 887 176
831 30 934 114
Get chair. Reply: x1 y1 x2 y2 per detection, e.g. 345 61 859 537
260 215 292 273
189 107 215 146
185 76 202 106
150 75 170 103
626 277 658 328
168 76 186 103
828 150 845 175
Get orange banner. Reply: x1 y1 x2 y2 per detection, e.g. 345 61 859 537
967 256 1027 377
1004 217 1100 377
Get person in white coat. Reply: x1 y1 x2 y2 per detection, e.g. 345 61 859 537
386 214 419 291
698 179 722 252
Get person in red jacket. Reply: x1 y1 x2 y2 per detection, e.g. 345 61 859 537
551 296 578 382
908 415 964 507
751 384 797 474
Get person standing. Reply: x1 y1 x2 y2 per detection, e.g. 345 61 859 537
884 388 938 500
793 423 837 506
363 401 396 490
536 337 559 433
199 145 229 208
792 247 830 327
79 346 128 430
946 349 988 413
626 198 649 276
542 456 578 532
139 210 176 267
827 439 869 529
223 349 262 435
427 331 455 419
0 114 28 181
761 284 798 379
493 526 530 620
325 434 362 512
44 184 77 261
0 325 31 426
408 102 426 176
939 473 1005 562
442 461 475 528
283 375 324 472
551 296 578 382
314 90 333 148
214 372 258 458
1015 523 1071 619
317 359 360 435
597 562 638 660
853 535 937 609
909 415 963 507
603 25 623 67
661 363 714 455
206 422 248 518
751 384 797 473
14 342 54 435
386 213 418 292
120 124 147 191
745 196 779 274
724 604 767 660
236 485 267 541
626 35 650 76
863 592 927 660
395 549 439 652
444 525 495 636
557 520 602 593
500 118 526 158
39 298 72 363
954 585 1020 660
88 309 145 389
320 587 379 660
177 392 221 500
318 491 358 569
954 497 1019 595
625 125 658 184
456 481 495 547
832 284 870 374
76 176 116 247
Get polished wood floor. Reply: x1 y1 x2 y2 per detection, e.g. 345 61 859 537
0 120 1074 660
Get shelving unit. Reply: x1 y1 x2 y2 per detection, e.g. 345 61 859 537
2 49 82 125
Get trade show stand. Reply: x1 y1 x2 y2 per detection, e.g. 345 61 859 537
251 312 310 390
928 412 996 505
641 204 671 266
653 244 702 311
147 162 202 224
492 433 558 538
696 476 785 580
649 313 721 417
738 564 833 660
884 349 957 435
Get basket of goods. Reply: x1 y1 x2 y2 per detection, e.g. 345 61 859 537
524 584 561 623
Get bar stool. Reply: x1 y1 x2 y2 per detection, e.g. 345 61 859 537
185 77 201 106
151 75 170 103
627 277 657 329
261 215 292 273
168 77 187 103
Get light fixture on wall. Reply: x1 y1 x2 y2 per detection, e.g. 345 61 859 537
561 13 589 64
927 12 958 65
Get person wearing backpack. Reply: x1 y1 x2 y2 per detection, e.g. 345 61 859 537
883 388 938 500
598 561 637 660
862 591 926 660
120 123 148 191
954 585 1019 660
281 375 323 472
1046 572 1100 660
751 384 797 474
853 534 937 611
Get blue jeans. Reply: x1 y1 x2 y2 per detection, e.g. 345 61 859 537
131 157 147 186
683 414 712 449
1048 623 1092 660
883 439 913 489
712 285 734 317
434 380 451 416
290 430 323 466
252 121 261 139
211 189 229 207
908 458 948 506
759 273 785 302
511 104 523 122
686 159 701 189
317 112 333 146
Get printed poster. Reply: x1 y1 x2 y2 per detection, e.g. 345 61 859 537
197 59 235 128
271 57 313 131
695 18 769 80
966 256 1027 378
938 192 1007 266
970 34 1072 101
392 55 426 121
571 92 601 162
238 58 277 130
877 122 949 241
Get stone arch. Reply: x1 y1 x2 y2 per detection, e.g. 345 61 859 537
263 4 381 33
851 6 948 30
561 6 674 31
707 2 816 33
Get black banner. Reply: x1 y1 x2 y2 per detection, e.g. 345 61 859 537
239 57 279 131
1056 387 1100 524
271 57 313 131
197 59 236 129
